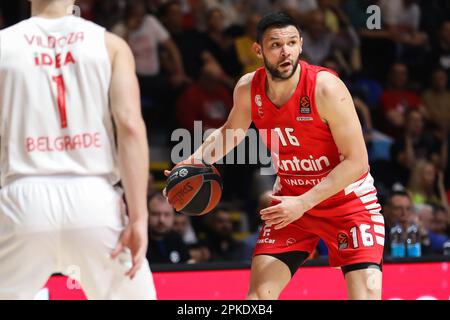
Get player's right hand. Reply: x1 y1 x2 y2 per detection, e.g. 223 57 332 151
163 157 203 199
111 219 148 280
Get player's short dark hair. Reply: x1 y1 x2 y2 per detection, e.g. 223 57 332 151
256 12 301 44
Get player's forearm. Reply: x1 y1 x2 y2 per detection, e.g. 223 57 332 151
190 125 247 164
300 158 368 210
117 119 149 223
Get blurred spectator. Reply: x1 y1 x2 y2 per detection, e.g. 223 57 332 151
317 0 339 33
243 0 276 17
202 8 243 81
301 9 360 74
378 0 428 80
147 193 192 264
354 96 374 147
112 0 189 132
112 0 188 85
383 190 415 256
343 0 396 81
159 1 209 79
92 0 123 30
173 214 198 245
390 110 442 186
422 68 450 131
199 205 247 262
413 204 436 255
176 63 233 132
173 213 211 263
428 20 450 80
203 0 247 28
417 204 450 254
379 62 425 138
378 0 427 48
234 14 263 74
431 205 450 237
407 160 448 208
277 0 318 23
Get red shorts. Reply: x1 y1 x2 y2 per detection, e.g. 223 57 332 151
253 207 385 267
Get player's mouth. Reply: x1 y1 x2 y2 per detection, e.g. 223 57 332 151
279 61 292 69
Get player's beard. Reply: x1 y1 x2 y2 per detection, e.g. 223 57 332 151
263 53 301 81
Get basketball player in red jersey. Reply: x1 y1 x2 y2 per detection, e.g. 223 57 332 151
166 12 384 299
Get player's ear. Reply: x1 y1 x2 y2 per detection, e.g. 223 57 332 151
253 42 263 58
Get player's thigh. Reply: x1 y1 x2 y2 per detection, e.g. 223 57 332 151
313 210 385 268
344 267 382 300
248 255 292 300
61 225 156 300
0 185 57 299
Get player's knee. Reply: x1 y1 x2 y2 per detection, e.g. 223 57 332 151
247 286 280 300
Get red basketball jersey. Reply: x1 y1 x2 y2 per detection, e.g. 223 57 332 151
251 60 379 217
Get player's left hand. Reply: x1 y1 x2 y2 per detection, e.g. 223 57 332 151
260 195 308 230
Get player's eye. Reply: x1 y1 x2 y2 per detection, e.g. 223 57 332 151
271 42 280 48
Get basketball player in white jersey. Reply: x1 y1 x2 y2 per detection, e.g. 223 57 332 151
0 0 156 299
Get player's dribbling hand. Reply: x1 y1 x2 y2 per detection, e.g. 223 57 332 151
260 195 309 230
163 157 204 199
111 219 148 280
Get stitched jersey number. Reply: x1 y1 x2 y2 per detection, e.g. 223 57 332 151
274 127 300 147
52 74 68 129
350 224 374 248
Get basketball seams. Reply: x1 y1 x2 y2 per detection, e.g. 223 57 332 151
166 163 222 216
177 174 206 212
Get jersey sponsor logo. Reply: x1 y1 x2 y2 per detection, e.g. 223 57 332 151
257 238 275 244
24 32 84 49
257 225 276 244
278 155 331 173
337 232 349 250
26 132 102 153
283 177 326 187
300 96 311 114
34 51 76 68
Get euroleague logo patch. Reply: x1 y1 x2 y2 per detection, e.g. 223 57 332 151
337 232 348 250
300 96 311 114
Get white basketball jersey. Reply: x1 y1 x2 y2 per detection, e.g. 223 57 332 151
0 16 119 186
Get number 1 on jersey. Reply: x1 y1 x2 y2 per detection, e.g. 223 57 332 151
52 74 68 129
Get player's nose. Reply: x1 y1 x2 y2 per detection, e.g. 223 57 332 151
280 45 290 57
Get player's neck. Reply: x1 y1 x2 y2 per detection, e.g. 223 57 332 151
31 0 74 19
266 64 301 102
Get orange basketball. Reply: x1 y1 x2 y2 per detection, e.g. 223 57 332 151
166 162 223 216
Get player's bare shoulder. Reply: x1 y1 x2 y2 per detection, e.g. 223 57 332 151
315 70 345 100
104 31 133 65
233 72 255 109
315 70 353 121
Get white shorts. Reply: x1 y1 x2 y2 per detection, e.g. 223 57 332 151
0 176 156 300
